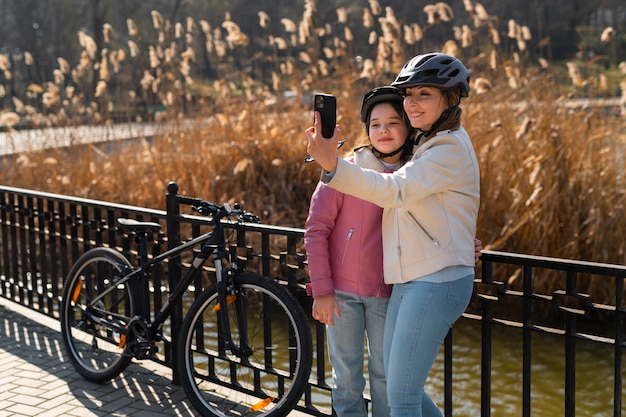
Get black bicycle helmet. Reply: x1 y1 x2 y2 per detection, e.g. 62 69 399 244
360 85 404 123
391 53 470 97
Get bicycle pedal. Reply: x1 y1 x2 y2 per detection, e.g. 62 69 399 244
133 338 154 359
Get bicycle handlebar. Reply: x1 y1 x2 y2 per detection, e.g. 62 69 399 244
176 195 260 223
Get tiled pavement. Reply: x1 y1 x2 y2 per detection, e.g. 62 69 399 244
0 297 312 417
0 296 198 417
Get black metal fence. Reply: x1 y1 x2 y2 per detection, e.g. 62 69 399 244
1 183 625 416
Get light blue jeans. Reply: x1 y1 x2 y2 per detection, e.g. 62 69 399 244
326 290 390 417
383 274 474 417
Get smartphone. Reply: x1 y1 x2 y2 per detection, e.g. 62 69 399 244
313 93 336 139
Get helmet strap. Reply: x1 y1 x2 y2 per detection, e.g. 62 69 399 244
371 137 413 159
371 145 405 159
419 104 458 139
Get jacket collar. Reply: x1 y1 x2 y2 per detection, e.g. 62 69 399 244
352 147 385 172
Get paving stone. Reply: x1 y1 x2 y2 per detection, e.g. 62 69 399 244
0 296 313 416
32 403 77 417
5 403 46 416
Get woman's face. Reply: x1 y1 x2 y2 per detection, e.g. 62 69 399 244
368 102 409 163
403 86 447 132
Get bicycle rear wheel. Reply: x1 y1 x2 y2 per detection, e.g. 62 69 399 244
177 272 313 417
60 247 135 382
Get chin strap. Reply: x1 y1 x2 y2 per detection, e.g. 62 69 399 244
418 104 458 140
371 143 406 159
370 134 416 159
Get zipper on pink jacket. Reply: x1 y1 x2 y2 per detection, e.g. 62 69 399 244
340 228 354 265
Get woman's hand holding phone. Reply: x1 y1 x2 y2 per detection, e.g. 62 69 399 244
304 93 342 168
306 110 341 173
313 93 336 139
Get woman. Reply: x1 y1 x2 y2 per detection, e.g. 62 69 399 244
305 53 479 417
305 86 413 417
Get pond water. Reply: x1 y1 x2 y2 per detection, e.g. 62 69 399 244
312 318 622 416
428 319 621 417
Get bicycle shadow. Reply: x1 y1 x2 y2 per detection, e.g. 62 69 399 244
0 298 197 416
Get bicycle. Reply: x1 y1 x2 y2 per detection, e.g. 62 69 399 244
59 196 313 417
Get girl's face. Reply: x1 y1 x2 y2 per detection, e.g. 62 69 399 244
368 102 409 164
403 86 447 132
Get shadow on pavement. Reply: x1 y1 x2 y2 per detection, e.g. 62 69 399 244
0 297 197 416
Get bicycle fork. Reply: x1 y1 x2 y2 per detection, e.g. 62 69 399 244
213 253 253 358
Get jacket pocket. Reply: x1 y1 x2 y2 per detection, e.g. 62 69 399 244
407 211 440 247
340 228 355 265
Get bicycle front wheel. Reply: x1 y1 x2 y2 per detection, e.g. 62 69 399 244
60 247 135 382
177 272 313 417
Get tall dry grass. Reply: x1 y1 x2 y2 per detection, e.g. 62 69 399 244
0 2 625 305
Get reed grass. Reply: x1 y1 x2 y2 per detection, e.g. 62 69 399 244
0 2 625 305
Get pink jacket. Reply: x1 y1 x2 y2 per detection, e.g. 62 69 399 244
304 148 392 299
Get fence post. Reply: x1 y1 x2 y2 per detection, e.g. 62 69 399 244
166 181 182 384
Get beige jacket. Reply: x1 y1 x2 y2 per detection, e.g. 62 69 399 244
324 127 480 284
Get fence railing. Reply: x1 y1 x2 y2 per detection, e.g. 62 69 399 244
1 183 625 416
475 251 626 417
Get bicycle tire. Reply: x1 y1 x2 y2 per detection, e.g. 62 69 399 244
177 272 313 417
60 247 135 382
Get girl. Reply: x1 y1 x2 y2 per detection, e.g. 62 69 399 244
305 86 413 417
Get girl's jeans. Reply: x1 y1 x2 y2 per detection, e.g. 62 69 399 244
383 274 474 417
326 290 390 417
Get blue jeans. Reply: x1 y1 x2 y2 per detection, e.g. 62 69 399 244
326 290 390 417
383 275 474 417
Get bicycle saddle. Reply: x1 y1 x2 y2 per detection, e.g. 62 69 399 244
117 218 162 232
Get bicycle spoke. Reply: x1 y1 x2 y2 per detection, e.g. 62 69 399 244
60 248 135 382
178 273 312 417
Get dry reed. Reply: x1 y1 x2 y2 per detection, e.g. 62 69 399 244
0 2 625 307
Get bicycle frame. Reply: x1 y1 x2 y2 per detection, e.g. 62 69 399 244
85 211 250 357
61 195 313 417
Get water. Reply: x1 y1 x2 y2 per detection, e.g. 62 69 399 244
162 289 624 416
416 319 621 416
312 318 623 416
